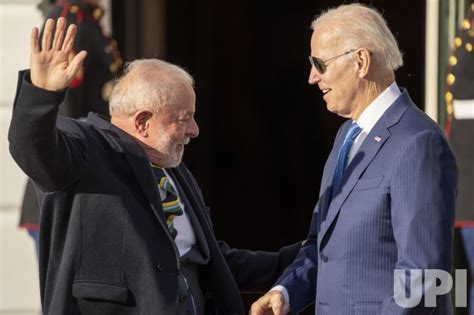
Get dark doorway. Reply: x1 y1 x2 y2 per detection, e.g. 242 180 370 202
113 0 426 249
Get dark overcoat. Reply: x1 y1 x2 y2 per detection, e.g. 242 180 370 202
9 71 299 314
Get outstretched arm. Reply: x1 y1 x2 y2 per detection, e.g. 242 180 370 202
9 18 89 191
250 207 321 315
218 240 301 291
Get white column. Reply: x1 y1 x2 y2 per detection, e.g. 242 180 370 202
425 0 440 122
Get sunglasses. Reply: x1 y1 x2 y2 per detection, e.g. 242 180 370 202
308 49 358 74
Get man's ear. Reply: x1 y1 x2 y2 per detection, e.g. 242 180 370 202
356 48 371 78
134 110 154 137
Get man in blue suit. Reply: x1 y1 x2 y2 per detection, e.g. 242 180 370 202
250 3 458 315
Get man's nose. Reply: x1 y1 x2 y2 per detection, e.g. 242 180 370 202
187 117 199 138
308 66 321 85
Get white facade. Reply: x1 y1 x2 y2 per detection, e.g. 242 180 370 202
0 1 43 313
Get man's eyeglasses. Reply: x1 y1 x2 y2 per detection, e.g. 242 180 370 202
308 49 357 74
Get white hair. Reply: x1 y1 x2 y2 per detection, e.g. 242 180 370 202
311 3 403 71
109 59 194 117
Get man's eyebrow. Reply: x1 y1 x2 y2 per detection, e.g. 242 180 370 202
175 111 194 118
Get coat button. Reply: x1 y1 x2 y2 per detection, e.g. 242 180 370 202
156 264 163 271
320 253 329 263
179 294 187 303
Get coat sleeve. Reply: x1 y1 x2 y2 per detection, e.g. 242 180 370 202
270 123 348 314
217 240 301 291
8 71 89 192
273 208 319 314
380 130 458 314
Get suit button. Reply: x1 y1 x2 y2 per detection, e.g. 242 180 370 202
320 253 329 263
179 294 187 303
156 264 163 271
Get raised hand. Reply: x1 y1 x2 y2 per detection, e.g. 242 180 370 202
249 290 289 315
30 17 87 91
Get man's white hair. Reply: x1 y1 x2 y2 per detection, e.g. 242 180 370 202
311 3 403 71
109 59 194 117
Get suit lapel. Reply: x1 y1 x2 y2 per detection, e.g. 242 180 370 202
318 126 390 247
318 90 412 248
121 144 167 224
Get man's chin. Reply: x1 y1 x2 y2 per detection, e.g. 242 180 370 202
167 150 184 168
326 103 337 114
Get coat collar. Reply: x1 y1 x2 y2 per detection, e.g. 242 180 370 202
85 113 170 230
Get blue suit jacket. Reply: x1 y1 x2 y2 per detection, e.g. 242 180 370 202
277 90 458 315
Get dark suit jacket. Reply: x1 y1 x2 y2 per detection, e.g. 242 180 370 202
8 71 299 314
276 90 458 315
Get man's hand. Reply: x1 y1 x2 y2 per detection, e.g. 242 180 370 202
249 290 289 315
30 17 87 91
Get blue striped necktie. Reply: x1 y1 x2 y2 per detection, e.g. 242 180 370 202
331 122 362 199
151 165 184 239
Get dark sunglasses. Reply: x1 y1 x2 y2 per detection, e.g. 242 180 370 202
308 49 358 74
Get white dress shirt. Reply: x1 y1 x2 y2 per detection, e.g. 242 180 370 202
271 81 402 312
348 81 401 164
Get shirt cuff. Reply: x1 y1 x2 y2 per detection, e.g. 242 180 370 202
270 285 290 313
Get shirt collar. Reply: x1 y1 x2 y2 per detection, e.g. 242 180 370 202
354 81 401 134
